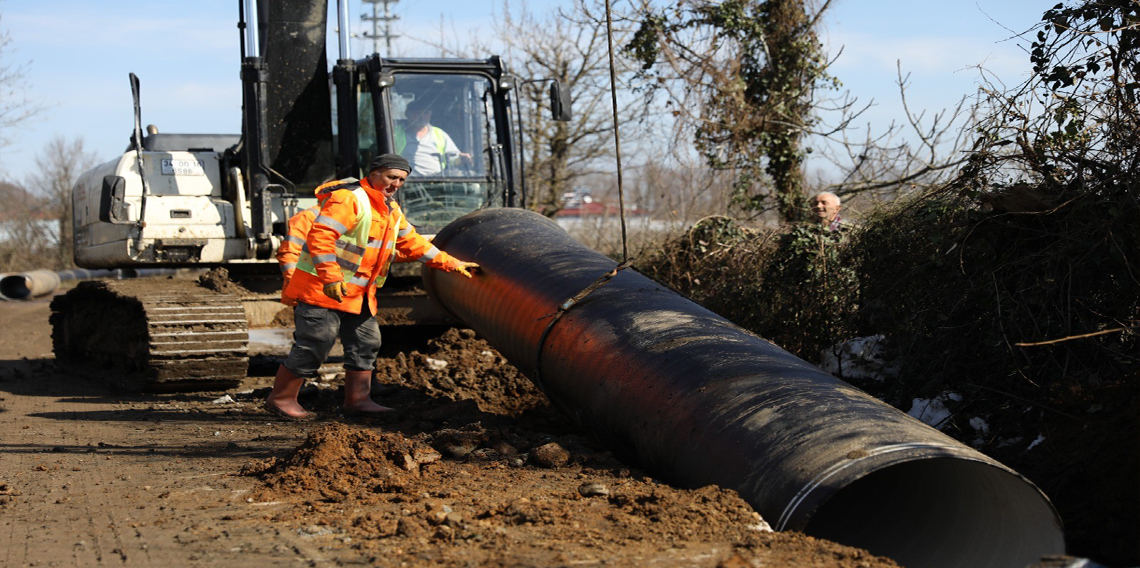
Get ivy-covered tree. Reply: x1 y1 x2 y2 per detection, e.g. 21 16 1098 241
626 0 837 222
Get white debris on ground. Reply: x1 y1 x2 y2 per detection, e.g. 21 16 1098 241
968 416 990 447
907 392 962 430
210 394 236 405
819 335 899 382
747 513 774 533
1026 434 1047 451
968 416 989 434
424 357 449 371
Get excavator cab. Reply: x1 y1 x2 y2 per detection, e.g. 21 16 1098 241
345 59 521 236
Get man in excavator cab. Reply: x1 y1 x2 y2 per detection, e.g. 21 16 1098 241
264 154 480 420
395 97 473 176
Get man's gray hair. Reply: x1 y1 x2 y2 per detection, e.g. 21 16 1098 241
813 191 841 205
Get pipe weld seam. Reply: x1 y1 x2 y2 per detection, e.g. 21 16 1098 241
774 442 963 531
531 259 635 392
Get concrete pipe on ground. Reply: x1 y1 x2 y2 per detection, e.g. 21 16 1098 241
0 268 183 301
424 208 1064 568
0 269 61 301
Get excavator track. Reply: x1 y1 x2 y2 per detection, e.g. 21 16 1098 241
50 279 249 389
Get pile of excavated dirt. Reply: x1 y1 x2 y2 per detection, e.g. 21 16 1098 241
196 267 250 296
244 425 444 501
242 424 899 568
374 327 548 417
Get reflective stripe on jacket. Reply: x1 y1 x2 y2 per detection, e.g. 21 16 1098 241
281 177 461 315
295 186 375 282
276 205 321 279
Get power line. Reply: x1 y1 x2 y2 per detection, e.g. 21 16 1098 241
360 0 400 56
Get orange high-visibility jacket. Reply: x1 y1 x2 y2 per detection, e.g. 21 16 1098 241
277 191 415 290
276 204 321 283
281 177 461 315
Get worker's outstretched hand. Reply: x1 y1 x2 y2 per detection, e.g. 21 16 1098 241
323 281 349 302
453 261 480 279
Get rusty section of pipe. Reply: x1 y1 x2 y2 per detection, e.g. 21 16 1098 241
424 208 1064 568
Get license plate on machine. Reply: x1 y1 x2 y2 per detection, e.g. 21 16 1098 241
161 158 206 176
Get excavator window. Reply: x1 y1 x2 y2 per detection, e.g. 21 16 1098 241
384 73 504 235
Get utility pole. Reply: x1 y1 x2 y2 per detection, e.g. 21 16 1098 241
360 0 399 56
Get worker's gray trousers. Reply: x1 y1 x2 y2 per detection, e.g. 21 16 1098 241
283 301 381 377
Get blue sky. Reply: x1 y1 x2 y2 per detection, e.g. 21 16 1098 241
0 0 1056 184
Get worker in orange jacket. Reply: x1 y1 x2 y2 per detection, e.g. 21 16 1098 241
265 154 479 420
276 192 414 301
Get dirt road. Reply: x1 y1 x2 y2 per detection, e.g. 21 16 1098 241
0 295 899 568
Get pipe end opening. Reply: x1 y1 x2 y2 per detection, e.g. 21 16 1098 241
804 458 1064 568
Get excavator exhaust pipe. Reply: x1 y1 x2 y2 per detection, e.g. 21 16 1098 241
424 208 1064 568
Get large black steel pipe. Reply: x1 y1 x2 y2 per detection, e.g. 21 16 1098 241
424 208 1064 568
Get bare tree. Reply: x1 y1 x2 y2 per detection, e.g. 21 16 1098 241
811 64 977 208
0 12 42 156
27 136 98 269
0 180 52 271
626 0 839 221
456 0 651 215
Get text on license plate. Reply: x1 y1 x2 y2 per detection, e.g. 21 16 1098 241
161 158 206 176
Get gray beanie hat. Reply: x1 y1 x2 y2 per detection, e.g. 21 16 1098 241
369 153 411 173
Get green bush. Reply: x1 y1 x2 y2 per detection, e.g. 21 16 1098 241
639 216 857 360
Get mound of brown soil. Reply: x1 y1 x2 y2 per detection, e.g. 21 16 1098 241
375 327 547 416
243 424 900 568
196 267 249 295
239 329 900 567
244 424 443 502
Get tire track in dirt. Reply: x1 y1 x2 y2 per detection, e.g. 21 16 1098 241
0 368 330 567
0 296 320 567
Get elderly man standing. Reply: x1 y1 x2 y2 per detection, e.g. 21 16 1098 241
810 191 845 231
264 154 479 420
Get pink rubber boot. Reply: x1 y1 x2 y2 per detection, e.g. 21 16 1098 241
264 365 316 420
343 370 394 413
